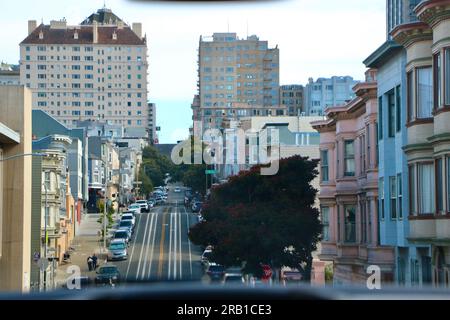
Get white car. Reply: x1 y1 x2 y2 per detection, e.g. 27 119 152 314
128 204 141 213
174 187 181 193
121 213 136 227
136 200 149 212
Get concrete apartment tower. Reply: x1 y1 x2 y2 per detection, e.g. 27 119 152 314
193 33 281 136
19 7 150 139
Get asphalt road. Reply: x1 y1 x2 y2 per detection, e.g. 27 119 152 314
114 186 205 284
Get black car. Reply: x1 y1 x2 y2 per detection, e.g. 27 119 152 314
192 201 203 213
94 265 121 285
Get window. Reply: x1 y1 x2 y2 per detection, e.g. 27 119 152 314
390 176 397 219
360 135 366 174
378 96 383 139
447 156 450 213
397 174 403 219
410 163 435 215
360 201 367 244
396 86 401 132
344 140 355 177
388 90 395 137
320 150 329 182
380 178 385 220
416 67 433 118
344 205 356 243
407 71 413 122
434 53 442 109
321 207 330 241
44 171 50 191
445 48 450 105
436 158 444 213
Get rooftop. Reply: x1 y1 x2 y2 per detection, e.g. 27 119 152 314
80 7 125 26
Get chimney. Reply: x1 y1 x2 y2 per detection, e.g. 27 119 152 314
132 23 142 39
93 21 98 44
117 21 124 30
28 20 37 35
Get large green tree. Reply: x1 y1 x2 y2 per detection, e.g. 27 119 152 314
188 155 322 280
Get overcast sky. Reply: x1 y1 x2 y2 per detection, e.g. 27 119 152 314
0 0 386 143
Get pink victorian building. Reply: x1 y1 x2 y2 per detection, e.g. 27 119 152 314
312 69 395 286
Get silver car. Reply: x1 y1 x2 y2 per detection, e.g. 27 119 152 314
107 239 128 261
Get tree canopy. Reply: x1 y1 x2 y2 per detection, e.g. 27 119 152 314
188 155 322 279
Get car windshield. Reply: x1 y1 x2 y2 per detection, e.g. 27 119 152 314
3 0 450 306
98 267 117 274
109 243 126 250
114 232 128 238
119 221 132 227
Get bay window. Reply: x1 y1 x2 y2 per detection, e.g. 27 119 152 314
407 71 413 122
321 150 329 182
417 67 433 119
388 90 396 137
410 163 435 215
321 207 330 241
436 158 443 213
434 53 441 109
446 48 450 105
344 140 355 177
344 205 356 243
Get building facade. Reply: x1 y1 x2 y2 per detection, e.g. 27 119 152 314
363 0 433 287
0 85 32 292
312 70 396 286
31 134 74 291
148 102 157 144
305 76 359 116
19 8 150 138
194 33 282 135
391 0 450 288
280 85 304 116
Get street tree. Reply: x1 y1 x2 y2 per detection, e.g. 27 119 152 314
188 155 322 280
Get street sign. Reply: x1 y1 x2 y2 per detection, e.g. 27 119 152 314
205 170 216 175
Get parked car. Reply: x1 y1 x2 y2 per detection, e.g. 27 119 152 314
222 273 245 285
174 187 181 193
206 264 226 282
136 200 149 213
94 264 121 285
147 199 155 208
118 219 134 234
107 239 128 261
120 213 135 227
113 229 131 246
192 201 203 213
128 204 142 214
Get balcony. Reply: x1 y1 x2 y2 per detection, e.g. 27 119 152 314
408 216 450 244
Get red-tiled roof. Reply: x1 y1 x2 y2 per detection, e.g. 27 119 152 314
20 24 145 45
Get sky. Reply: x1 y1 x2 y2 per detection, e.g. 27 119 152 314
0 0 386 143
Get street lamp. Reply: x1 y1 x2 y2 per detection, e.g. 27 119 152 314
0 152 49 162
98 158 109 253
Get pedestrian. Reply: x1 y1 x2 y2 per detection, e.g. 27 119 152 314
92 253 98 270
87 255 93 271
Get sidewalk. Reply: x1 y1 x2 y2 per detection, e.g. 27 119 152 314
54 212 121 288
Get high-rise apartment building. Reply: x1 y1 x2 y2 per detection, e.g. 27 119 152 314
305 76 359 116
19 8 150 139
148 102 156 144
279 85 304 116
194 33 282 135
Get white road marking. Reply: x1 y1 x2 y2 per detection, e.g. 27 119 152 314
183 205 193 279
126 213 143 279
135 211 151 280
178 204 182 280
147 212 159 279
168 211 173 280
140 212 155 280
